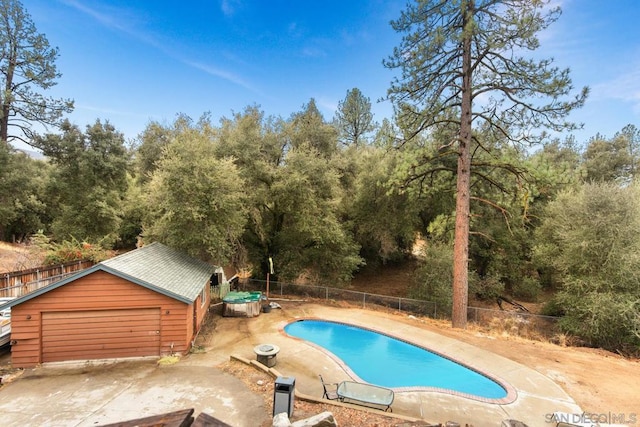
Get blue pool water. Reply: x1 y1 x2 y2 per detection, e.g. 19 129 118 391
284 319 507 399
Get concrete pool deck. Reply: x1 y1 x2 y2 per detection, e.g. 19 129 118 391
208 301 583 427
0 301 585 426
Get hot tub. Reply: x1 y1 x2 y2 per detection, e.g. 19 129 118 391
222 291 263 317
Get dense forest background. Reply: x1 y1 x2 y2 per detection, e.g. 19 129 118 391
2 102 639 353
1 0 639 353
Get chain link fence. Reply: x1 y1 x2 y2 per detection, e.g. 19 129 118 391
240 278 560 339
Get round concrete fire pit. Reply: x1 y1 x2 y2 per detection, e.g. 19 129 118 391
254 344 280 367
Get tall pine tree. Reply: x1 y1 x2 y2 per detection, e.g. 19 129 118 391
385 0 588 327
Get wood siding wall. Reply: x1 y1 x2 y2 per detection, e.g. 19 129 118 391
41 308 161 362
193 285 210 340
10 270 205 368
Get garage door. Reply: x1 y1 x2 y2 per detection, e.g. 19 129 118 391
42 308 161 363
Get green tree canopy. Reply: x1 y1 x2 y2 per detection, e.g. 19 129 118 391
134 114 203 183
0 0 73 146
269 143 363 283
534 182 640 351
384 0 588 327
0 148 49 241
34 120 129 244
526 137 582 203
287 99 338 158
616 124 640 178
212 105 363 284
337 144 419 266
583 133 633 184
143 125 247 265
334 88 376 146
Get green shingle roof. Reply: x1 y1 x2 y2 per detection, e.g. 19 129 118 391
100 242 216 302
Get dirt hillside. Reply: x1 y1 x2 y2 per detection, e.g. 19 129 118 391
0 242 44 273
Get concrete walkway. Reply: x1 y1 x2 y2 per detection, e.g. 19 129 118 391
214 302 583 427
0 360 269 426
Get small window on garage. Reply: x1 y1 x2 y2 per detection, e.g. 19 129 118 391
201 286 207 307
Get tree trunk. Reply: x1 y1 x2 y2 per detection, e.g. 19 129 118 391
452 0 474 329
1 103 9 144
1 87 11 144
1 40 17 145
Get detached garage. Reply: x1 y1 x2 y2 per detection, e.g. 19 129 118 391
3 242 217 368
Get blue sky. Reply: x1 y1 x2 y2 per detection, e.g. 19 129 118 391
20 0 640 149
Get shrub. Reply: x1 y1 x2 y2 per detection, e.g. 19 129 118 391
533 182 640 353
471 274 503 301
409 243 454 316
511 277 542 301
556 288 640 352
31 231 113 265
540 299 565 317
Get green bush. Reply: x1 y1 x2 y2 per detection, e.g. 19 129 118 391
556 289 640 352
471 274 503 301
534 182 640 353
32 231 113 265
409 243 454 315
540 299 565 317
511 277 542 301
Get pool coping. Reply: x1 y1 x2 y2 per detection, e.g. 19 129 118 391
278 317 518 405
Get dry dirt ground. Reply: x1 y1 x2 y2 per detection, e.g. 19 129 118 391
219 360 418 427
0 242 44 273
2 248 639 424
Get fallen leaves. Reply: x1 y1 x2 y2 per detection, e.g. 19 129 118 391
219 360 414 427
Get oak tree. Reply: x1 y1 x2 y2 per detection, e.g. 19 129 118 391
143 123 247 265
534 182 640 351
214 105 363 284
35 120 129 244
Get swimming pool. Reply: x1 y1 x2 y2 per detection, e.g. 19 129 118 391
284 319 509 400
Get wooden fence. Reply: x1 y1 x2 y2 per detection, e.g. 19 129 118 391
210 281 231 300
0 260 94 298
